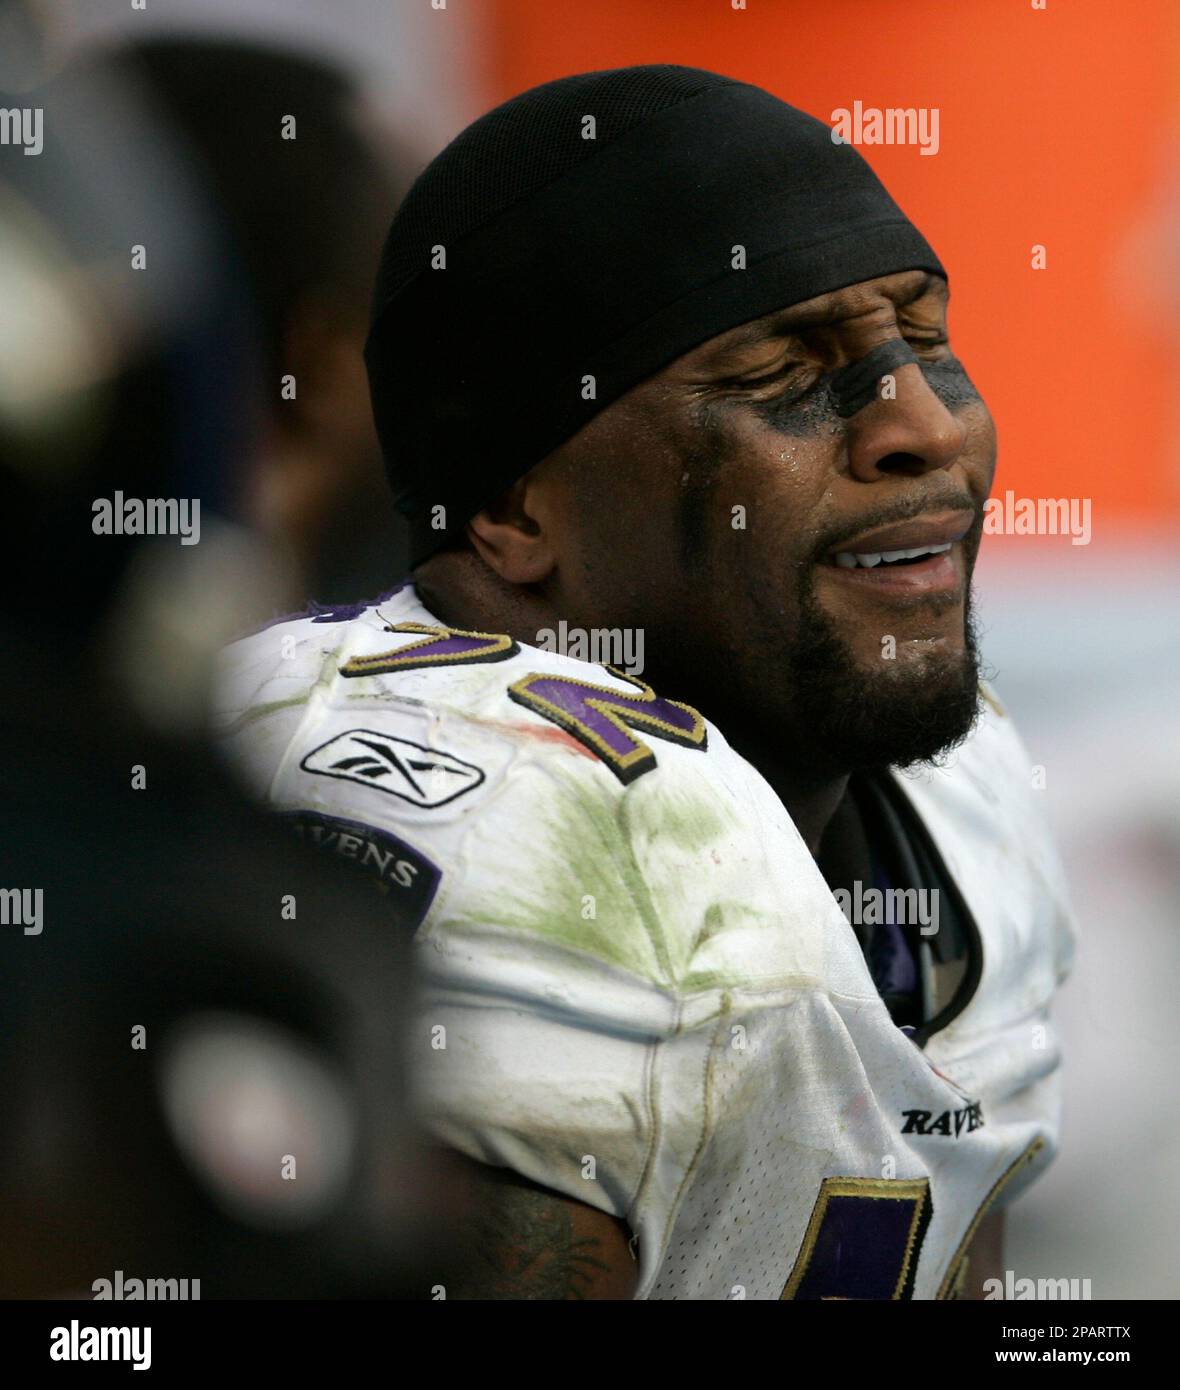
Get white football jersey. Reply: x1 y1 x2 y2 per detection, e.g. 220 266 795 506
213 583 1075 1300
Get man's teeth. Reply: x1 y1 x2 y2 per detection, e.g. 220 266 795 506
833 542 953 569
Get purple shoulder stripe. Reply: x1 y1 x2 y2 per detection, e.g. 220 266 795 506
228 582 411 642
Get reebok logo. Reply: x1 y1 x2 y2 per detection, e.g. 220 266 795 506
300 730 485 808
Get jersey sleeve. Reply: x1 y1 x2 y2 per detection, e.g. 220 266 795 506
903 687 1078 1210
210 620 706 1260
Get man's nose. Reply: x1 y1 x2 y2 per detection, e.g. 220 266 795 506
842 359 967 482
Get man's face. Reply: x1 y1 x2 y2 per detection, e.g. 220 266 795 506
537 269 996 777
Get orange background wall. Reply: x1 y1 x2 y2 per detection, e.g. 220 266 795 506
482 0 1180 534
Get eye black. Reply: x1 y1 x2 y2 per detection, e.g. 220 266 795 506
740 335 947 383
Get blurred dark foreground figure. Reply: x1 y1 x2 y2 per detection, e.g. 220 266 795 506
86 35 412 607
0 684 443 1298
0 16 454 1298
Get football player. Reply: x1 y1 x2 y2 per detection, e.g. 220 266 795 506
215 66 1075 1300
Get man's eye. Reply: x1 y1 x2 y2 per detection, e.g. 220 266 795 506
733 362 810 390
728 336 948 393
905 334 950 355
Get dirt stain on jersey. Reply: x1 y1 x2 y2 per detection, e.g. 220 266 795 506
440 769 764 990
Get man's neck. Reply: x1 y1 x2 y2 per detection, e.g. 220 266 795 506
413 549 555 643
713 726 850 855
412 550 849 855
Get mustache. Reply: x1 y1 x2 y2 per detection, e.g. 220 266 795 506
810 492 980 560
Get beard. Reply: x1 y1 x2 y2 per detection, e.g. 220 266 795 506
775 571 984 779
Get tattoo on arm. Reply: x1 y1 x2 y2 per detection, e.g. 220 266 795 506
447 1160 635 1300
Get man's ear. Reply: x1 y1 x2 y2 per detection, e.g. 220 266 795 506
466 476 557 585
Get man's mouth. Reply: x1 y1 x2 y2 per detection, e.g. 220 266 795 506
831 541 952 570
818 510 974 595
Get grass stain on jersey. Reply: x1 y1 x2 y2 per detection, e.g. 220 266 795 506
440 768 765 990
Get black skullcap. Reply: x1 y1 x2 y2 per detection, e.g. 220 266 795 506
365 65 945 564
